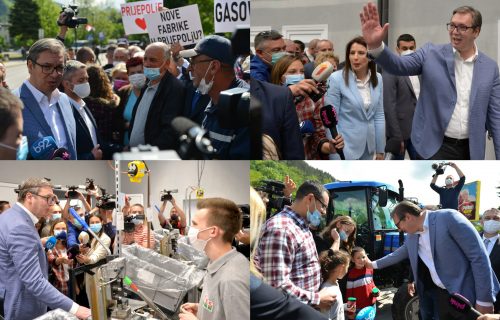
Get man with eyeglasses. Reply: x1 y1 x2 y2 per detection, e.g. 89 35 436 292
0 177 91 319
365 201 499 319
480 208 500 313
13 38 78 160
360 3 500 160
254 180 337 310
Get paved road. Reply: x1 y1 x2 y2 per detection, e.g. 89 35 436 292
3 60 29 89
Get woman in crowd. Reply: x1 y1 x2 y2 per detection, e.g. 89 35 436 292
46 219 73 297
85 65 124 148
111 62 129 93
314 51 339 71
270 55 343 160
325 36 385 160
317 215 357 255
117 57 145 146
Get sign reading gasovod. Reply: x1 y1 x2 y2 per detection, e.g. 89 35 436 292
214 0 250 33
121 0 163 35
145 4 204 46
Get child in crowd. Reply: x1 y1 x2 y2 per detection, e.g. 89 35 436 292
346 247 378 311
319 249 356 320
46 219 73 297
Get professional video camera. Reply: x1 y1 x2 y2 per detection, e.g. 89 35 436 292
66 185 80 199
160 189 178 202
432 162 450 176
255 180 291 217
57 5 88 28
124 214 145 232
96 189 115 210
85 178 96 191
239 204 250 229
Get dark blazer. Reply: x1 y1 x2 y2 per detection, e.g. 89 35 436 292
382 72 417 142
71 102 100 160
251 79 304 159
304 61 315 79
182 81 211 126
129 71 185 150
483 234 500 312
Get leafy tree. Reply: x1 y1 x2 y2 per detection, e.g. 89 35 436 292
9 0 41 47
35 0 60 39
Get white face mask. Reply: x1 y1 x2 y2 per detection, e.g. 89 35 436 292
484 220 500 234
196 61 215 95
401 50 415 56
73 82 91 99
187 226 214 253
129 73 146 89
445 178 453 186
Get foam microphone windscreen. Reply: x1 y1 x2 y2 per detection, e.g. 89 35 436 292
78 231 90 245
45 236 57 250
172 117 197 136
30 136 58 160
300 120 315 134
312 61 335 82
319 105 338 128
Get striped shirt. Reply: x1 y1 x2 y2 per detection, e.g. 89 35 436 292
346 267 376 310
123 224 156 249
254 206 321 305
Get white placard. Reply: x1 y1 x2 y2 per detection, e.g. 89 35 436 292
120 0 163 35
145 4 204 46
214 0 250 33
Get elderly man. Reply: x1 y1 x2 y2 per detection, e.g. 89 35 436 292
13 38 77 159
0 178 91 319
181 35 249 159
129 42 185 150
481 208 500 313
0 88 24 160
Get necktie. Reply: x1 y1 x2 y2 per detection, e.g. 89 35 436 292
484 238 491 249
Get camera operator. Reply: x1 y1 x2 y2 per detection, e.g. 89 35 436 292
122 199 155 249
158 196 187 235
430 162 465 210
180 35 250 159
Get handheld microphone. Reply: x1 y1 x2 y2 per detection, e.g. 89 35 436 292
319 105 345 160
29 136 58 160
172 117 215 159
51 147 71 160
308 61 335 102
78 231 89 245
449 293 482 318
69 207 111 255
299 120 315 136
45 236 57 250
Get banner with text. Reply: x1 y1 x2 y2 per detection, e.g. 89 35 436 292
121 0 163 35
458 180 481 221
214 0 250 33
145 4 204 46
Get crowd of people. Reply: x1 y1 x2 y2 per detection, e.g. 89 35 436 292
0 15 250 160
0 177 250 319
253 4 500 160
250 172 500 320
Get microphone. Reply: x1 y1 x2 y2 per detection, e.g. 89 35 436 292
78 231 89 245
300 120 315 137
308 61 335 102
172 117 215 159
449 293 482 319
319 105 345 160
51 147 71 160
29 136 58 160
45 236 57 249
69 207 111 255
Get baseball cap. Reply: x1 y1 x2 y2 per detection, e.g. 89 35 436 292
180 35 235 66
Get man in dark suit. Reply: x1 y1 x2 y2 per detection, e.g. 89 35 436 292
129 42 185 150
480 208 500 313
383 34 419 160
182 81 211 126
304 39 334 79
0 178 91 319
251 78 304 159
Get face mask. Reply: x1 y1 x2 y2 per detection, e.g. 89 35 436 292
113 61 122 67
90 223 102 234
339 230 348 241
401 50 415 56
306 201 321 228
284 74 305 86
73 82 91 99
196 61 215 95
54 230 67 240
72 219 82 229
129 73 146 89
52 213 62 220
271 51 288 65
187 226 213 252
131 218 143 225
143 61 166 81
445 178 453 186
0 135 28 160
113 79 129 91
484 220 500 234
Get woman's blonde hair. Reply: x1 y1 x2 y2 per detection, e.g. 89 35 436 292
321 215 357 254
250 187 267 278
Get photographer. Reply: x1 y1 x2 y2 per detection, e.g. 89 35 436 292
122 199 155 249
158 196 187 235
430 162 465 210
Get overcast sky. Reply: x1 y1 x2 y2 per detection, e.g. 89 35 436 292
306 161 500 215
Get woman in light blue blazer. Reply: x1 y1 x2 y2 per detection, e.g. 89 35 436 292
325 36 385 160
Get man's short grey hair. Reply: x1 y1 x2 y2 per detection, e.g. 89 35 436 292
63 60 86 81
17 177 53 202
113 47 130 60
145 42 171 60
0 88 23 140
27 39 65 62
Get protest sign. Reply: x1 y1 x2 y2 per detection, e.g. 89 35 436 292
214 0 250 33
121 0 163 35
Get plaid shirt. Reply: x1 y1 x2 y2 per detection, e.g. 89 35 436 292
295 97 329 160
254 206 321 305
47 247 73 296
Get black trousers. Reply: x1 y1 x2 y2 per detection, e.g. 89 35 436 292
417 136 470 160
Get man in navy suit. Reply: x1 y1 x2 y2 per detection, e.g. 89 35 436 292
361 3 500 159
367 201 499 318
480 208 500 313
0 178 91 319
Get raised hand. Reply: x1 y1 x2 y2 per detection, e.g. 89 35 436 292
359 2 389 49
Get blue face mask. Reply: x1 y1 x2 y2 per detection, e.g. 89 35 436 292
90 223 102 234
306 202 322 228
143 61 166 81
339 230 348 241
73 219 82 229
52 213 62 220
284 74 305 86
17 136 28 160
271 51 288 65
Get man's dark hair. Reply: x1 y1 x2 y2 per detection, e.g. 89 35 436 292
0 88 23 140
391 200 422 220
295 180 327 201
106 44 117 54
453 6 482 29
293 40 305 52
0 200 9 212
396 34 416 48
254 30 283 50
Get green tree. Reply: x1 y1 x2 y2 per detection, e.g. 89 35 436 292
9 0 41 47
35 0 60 39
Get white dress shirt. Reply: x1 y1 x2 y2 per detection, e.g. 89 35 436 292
24 80 68 148
69 97 98 147
409 75 420 100
353 70 372 110
483 234 499 256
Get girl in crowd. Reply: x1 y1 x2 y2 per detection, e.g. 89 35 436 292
319 249 355 320
271 55 343 160
346 247 378 312
46 219 73 297
325 36 385 160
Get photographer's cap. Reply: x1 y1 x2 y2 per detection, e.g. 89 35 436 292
180 35 235 66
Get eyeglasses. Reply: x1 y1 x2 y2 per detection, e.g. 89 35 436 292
446 23 475 33
190 59 213 67
314 196 327 211
394 216 405 229
32 60 65 75
33 193 58 205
